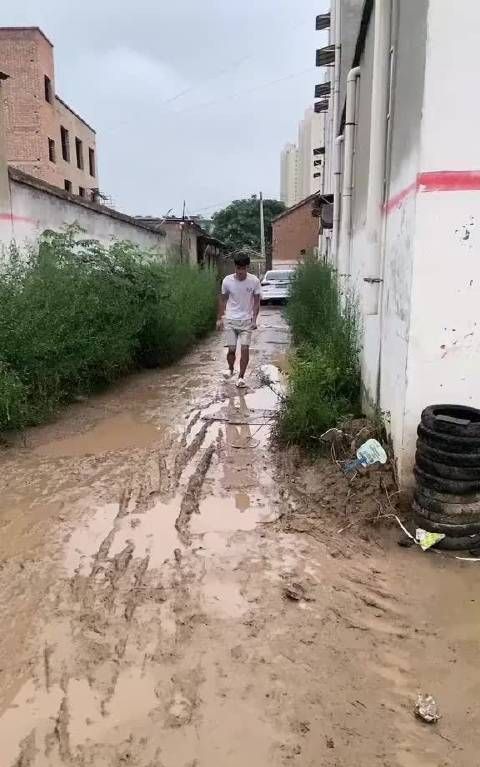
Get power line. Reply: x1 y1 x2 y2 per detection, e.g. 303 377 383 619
162 66 315 118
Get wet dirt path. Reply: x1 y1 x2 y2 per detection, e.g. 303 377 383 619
1 307 480 766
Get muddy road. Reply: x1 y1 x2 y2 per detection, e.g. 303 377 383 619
1 307 480 767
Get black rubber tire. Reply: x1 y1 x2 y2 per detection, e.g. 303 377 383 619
414 466 480 495
436 534 480 551
417 423 480 453
413 505 480 536
414 490 480 520
415 452 480 481
413 482 480 505
416 439 480 468
421 405 480 437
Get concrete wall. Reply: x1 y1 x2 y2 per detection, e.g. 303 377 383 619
1 168 166 255
272 197 319 264
161 220 199 266
337 0 364 135
323 0 480 484
378 0 429 474
400 0 480 479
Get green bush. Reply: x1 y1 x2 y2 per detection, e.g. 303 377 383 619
0 229 216 431
278 260 360 446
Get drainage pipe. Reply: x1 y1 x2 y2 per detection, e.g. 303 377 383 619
339 66 361 277
332 134 344 267
363 0 392 314
330 0 341 189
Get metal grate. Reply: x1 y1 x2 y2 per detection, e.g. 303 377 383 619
316 13 331 30
315 81 331 98
314 99 329 113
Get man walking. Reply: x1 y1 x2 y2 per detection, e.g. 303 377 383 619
217 252 261 388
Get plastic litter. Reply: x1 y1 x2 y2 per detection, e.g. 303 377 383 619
394 516 445 552
415 694 440 723
343 438 387 476
415 528 445 551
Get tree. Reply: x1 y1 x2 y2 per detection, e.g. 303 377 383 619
212 196 286 253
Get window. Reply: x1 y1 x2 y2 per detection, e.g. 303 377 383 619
64 179 72 192
44 75 52 103
78 186 86 198
75 137 84 170
48 138 56 163
88 147 95 177
60 126 70 162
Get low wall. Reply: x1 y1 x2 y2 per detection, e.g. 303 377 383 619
0 168 166 255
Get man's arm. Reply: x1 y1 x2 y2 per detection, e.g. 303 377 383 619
252 279 261 329
217 291 228 330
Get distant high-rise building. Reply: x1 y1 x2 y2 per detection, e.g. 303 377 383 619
280 142 299 208
280 108 324 207
298 107 324 199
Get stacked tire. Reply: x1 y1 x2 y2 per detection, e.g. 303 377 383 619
414 405 480 550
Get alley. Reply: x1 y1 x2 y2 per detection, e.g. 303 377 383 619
1 308 480 767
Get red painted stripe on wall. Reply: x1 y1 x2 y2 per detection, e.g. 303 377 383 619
384 170 480 215
418 170 480 193
0 212 36 224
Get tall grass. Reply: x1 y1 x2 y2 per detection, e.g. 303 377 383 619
277 260 360 446
0 229 217 431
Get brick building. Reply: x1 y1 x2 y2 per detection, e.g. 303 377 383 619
0 27 98 198
271 193 320 266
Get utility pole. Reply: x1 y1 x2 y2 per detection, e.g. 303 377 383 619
259 191 268 269
179 199 186 263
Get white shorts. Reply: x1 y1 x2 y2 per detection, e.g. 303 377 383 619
224 318 252 348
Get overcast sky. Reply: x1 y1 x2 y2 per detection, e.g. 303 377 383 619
4 1 328 216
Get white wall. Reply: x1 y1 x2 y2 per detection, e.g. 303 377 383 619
0 170 166 256
400 0 480 480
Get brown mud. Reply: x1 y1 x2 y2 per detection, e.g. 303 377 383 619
1 307 480 766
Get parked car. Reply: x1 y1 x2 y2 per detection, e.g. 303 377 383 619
260 269 295 304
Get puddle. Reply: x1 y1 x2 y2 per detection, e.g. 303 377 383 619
244 385 281 412
68 669 159 747
191 495 276 535
108 498 182 568
0 678 64 766
64 503 119 576
34 413 163 458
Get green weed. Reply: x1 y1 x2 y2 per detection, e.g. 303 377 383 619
278 260 360 446
0 229 216 431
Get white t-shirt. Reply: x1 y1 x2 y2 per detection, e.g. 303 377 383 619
222 273 261 321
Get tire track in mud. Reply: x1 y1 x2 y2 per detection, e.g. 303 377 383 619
175 442 216 546
6 407 222 765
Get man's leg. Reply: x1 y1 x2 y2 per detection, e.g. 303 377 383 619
227 346 236 373
239 344 250 378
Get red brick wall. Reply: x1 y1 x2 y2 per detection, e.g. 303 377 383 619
0 27 97 195
272 199 319 264
0 29 48 181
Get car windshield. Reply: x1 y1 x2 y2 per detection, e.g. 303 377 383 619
264 271 293 281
